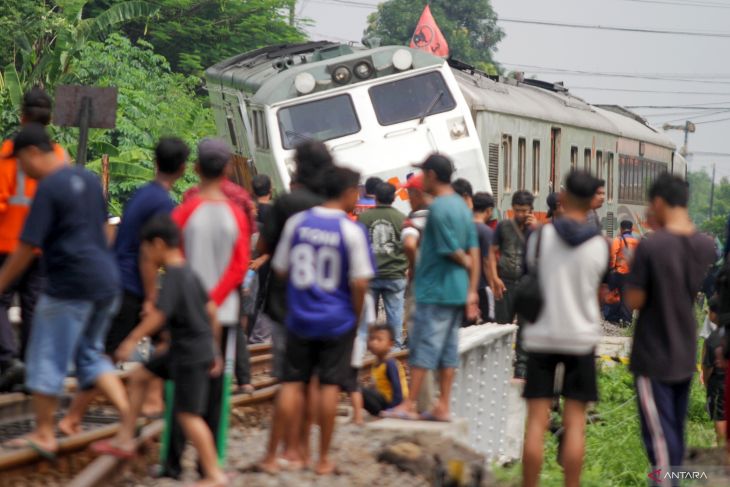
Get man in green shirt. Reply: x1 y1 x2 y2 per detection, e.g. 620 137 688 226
358 182 408 348
384 154 479 421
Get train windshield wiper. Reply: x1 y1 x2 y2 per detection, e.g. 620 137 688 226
418 90 444 124
285 130 313 143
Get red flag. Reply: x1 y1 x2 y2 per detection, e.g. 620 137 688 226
409 5 449 58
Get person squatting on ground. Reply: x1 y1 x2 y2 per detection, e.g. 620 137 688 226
701 297 726 445
0 123 130 458
358 182 408 348
0 88 66 391
361 324 409 417
520 170 609 487
625 173 715 479
605 219 639 325
271 165 374 475
489 190 536 379
385 154 479 422
93 214 228 487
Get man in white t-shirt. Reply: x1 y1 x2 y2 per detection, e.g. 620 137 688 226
521 170 608 487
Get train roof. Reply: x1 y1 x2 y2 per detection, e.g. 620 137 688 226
205 42 445 106
454 67 675 150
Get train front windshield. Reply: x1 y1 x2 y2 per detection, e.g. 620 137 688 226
369 71 456 126
277 94 361 149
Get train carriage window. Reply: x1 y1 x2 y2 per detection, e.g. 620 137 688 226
226 115 238 150
277 94 360 150
369 71 457 126
518 138 526 190
570 146 578 169
502 135 512 192
584 149 591 173
607 153 614 202
532 140 540 194
596 151 603 179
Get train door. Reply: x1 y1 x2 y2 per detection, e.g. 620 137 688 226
550 128 561 192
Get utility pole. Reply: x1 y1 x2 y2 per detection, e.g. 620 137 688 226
709 163 716 219
289 0 296 26
662 120 696 156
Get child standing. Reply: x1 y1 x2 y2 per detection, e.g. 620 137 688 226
271 166 374 475
702 297 726 445
362 324 408 417
93 215 227 486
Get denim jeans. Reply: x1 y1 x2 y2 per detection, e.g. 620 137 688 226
370 278 407 348
25 294 119 395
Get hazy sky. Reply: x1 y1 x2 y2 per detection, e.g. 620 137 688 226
298 0 730 179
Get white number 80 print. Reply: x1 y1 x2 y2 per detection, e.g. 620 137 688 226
290 243 341 292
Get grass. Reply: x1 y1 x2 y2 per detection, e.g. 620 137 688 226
491 364 717 487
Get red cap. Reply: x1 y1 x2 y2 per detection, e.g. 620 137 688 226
402 172 424 191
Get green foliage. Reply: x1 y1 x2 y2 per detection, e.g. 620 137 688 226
365 0 504 73
53 34 214 214
492 365 716 486
87 0 306 75
689 169 730 244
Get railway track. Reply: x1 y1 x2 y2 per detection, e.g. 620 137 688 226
0 346 408 487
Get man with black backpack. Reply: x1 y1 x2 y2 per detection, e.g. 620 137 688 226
520 171 608 487
605 220 639 325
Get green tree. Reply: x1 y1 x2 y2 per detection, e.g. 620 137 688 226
87 0 306 75
365 0 504 73
54 34 215 214
0 0 160 135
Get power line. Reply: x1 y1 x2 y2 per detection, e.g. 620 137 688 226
503 63 730 85
695 115 730 124
308 0 378 9
692 151 730 157
620 0 730 8
498 17 730 39
570 86 730 95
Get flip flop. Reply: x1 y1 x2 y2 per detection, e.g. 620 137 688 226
244 463 279 475
5 438 57 461
419 411 451 422
379 408 419 420
90 439 136 459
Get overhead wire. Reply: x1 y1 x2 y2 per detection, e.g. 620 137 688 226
619 0 730 8
498 17 730 38
569 86 730 95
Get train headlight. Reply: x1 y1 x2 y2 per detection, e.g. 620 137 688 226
448 117 468 140
332 65 352 85
295 72 316 95
353 61 374 80
392 49 413 71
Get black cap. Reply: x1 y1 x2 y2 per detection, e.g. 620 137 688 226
412 153 454 183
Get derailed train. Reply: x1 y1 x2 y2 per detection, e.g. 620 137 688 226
205 41 684 236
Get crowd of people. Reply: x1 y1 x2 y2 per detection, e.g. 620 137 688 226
0 87 726 487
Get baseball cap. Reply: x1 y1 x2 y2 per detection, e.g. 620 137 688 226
412 154 454 183
197 138 232 166
401 172 424 191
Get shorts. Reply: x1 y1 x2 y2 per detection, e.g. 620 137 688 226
707 379 726 421
25 294 119 396
104 291 143 355
409 303 463 370
282 327 356 386
340 367 360 393
145 351 211 416
523 351 598 402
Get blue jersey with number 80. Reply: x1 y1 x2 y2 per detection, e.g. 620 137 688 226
271 207 374 339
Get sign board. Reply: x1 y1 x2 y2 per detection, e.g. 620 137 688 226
52 85 118 165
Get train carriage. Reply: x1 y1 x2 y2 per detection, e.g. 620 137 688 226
205 42 680 233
